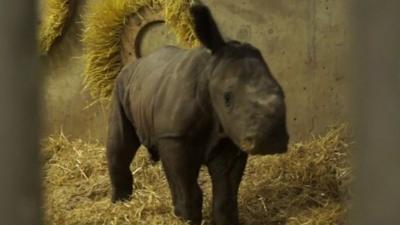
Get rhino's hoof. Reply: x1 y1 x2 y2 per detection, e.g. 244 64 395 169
111 189 132 203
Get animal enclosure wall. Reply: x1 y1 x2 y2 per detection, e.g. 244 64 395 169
42 0 350 142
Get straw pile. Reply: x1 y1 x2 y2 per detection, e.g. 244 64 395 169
38 0 71 55
81 0 197 100
42 125 351 225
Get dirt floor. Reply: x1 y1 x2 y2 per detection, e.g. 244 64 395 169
42 125 351 225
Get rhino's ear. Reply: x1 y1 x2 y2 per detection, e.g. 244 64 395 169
190 3 225 53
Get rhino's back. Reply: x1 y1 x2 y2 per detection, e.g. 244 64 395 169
120 46 211 147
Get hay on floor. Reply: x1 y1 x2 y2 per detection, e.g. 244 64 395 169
42 125 351 225
81 0 197 101
38 0 71 55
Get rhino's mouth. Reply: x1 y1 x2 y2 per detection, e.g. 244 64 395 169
239 137 255 153
238 133 289 155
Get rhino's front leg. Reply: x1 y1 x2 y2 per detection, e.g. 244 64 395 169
158 139 203 225
207 139 248 225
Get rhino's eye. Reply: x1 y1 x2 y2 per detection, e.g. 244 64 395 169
223 92 233 108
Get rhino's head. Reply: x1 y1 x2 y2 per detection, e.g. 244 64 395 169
191 3 289 155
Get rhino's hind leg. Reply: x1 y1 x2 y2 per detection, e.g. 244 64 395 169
207 139 248 225
106 94 140 203
158 139 203 225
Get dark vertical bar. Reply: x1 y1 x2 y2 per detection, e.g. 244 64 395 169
0 1 42 225
351 1 400 225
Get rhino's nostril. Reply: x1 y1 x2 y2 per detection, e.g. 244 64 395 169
240 137 255 152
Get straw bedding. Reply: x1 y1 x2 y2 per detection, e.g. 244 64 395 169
42 125 351 225
38 0 71 55
81 0 197 101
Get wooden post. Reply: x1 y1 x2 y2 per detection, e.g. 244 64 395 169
0 1 42 224
350 1 400 224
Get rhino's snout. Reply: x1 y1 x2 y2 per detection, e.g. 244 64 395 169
239 128 289 155
240 137 256 152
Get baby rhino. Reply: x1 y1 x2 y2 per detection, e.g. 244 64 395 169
106 3 289 225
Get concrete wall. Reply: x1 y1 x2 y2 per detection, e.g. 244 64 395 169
42 0 350 142
42 1 108 141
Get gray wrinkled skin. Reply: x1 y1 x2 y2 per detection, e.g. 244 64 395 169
106 3 289 225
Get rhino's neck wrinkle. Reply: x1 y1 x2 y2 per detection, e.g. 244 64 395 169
194 51 214 117
192 51 224 154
